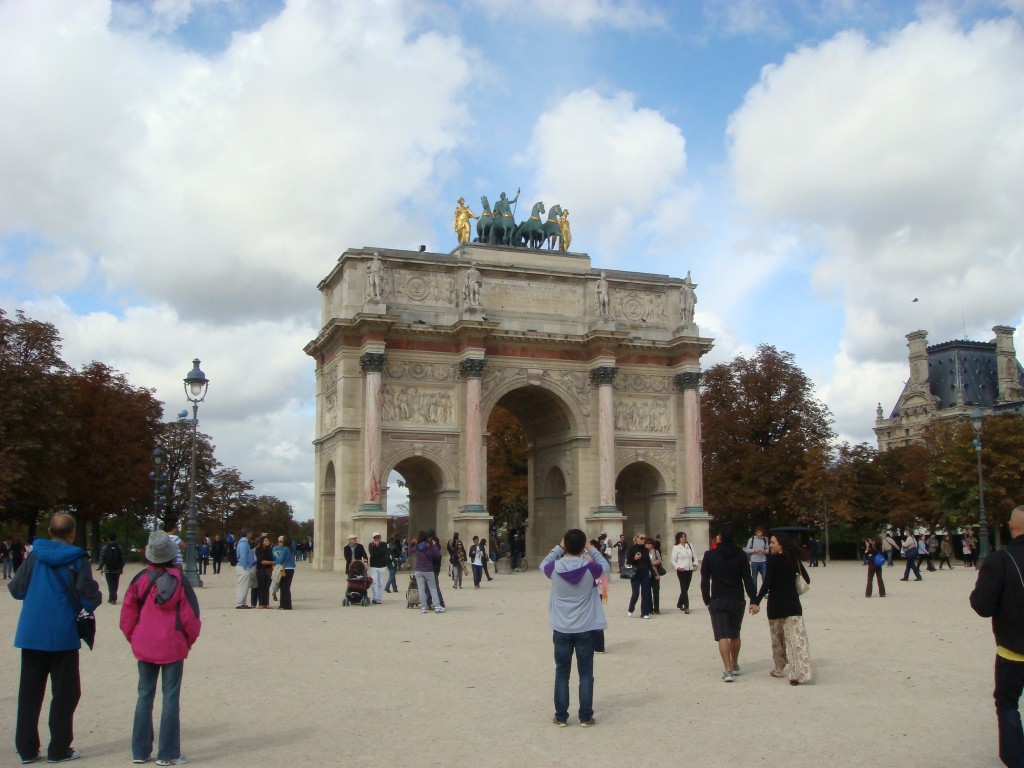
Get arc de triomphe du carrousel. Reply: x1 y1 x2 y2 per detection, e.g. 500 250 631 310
304 198 713 572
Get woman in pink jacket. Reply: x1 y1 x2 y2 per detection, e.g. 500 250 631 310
120 531 201 766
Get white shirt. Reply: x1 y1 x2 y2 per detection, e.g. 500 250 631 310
671 542 696 571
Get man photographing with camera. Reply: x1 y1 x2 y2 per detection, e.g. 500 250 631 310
541 529 609 728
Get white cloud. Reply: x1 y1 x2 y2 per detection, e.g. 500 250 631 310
726 14 1024 440
0 0 476 322
519 88 691 261
473 0 665 30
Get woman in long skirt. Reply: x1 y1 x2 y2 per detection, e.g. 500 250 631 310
751 533 812 685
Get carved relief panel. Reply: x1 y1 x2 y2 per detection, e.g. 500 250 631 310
388 269 456 306
613 372 674 394
321 364 338 432
610 288 668 324
614 398 671 433
381 385 455 426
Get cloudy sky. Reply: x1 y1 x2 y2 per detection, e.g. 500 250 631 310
2 0 1022 521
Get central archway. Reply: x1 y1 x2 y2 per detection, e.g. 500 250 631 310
387 455 449 539
486 384 580 560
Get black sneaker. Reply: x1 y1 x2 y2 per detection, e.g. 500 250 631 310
46 750 80 763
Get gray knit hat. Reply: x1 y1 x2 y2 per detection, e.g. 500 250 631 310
146 530 177 564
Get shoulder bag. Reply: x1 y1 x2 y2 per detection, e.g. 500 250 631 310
53 559 96 650
795 564 810 596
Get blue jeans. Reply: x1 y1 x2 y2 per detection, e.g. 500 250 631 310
995 655 1024 768
903 555 921 580
751 560 767 591
385 565 398 592
132 660 184 763
553 630 596 723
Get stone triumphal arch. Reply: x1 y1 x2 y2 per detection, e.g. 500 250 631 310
304 244 713 572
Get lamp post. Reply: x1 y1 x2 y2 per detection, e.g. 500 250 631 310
150 447 166 532
183 359 209 588
970 408 990 562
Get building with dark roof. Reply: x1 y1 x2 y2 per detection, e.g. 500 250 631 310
874 325 1024 451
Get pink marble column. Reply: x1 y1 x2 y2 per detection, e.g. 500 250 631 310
460 358 487 513
676 371 704 513
360 352 386 511
590 366 619 514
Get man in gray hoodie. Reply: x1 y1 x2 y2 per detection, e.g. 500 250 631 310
541 529 609 728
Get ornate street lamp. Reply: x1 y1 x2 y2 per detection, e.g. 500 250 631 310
970 408 990 562
183 359 209 588
149 447 166 532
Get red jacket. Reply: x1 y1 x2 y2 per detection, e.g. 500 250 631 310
119 565 201 664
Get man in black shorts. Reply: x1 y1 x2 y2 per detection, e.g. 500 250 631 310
700 525 758 682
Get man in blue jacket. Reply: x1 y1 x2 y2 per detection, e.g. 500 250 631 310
8 513 101 764
541 528 609 728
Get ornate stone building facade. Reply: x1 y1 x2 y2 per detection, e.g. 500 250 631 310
874 325 1024 451
305 244 714 572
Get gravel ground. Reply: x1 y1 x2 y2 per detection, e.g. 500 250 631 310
0 559 1004 767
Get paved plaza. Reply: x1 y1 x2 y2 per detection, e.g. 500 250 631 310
0 559 1005 767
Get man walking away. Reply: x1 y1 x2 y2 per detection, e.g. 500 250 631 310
744 526 769 591
701 525 758 682
211 534 225 575
970 506 1024 768
100 534 126 605
8 513 102 764
541 529 609 728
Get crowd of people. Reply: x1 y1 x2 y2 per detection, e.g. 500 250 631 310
6 514 1021 766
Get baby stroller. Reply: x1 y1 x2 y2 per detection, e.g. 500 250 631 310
405 574 420 609
342 561 372 606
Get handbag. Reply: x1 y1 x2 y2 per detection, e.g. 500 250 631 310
795 567 810 596
53 560 96 651
248 568 258 588
655 562 667 577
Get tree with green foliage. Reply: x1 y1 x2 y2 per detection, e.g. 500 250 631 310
156 420 217 532
701 345 835 532
0 309 72 536
925 413 1024 548
63 362 164 553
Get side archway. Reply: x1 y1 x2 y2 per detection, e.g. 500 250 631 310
388 455 449 539
615 461 669 540
320 460 337 564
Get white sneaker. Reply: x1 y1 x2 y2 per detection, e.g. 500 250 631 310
641 615 650 619
155 757 187 766
420 607 429 614
626 611 633 617
435 606 446 613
